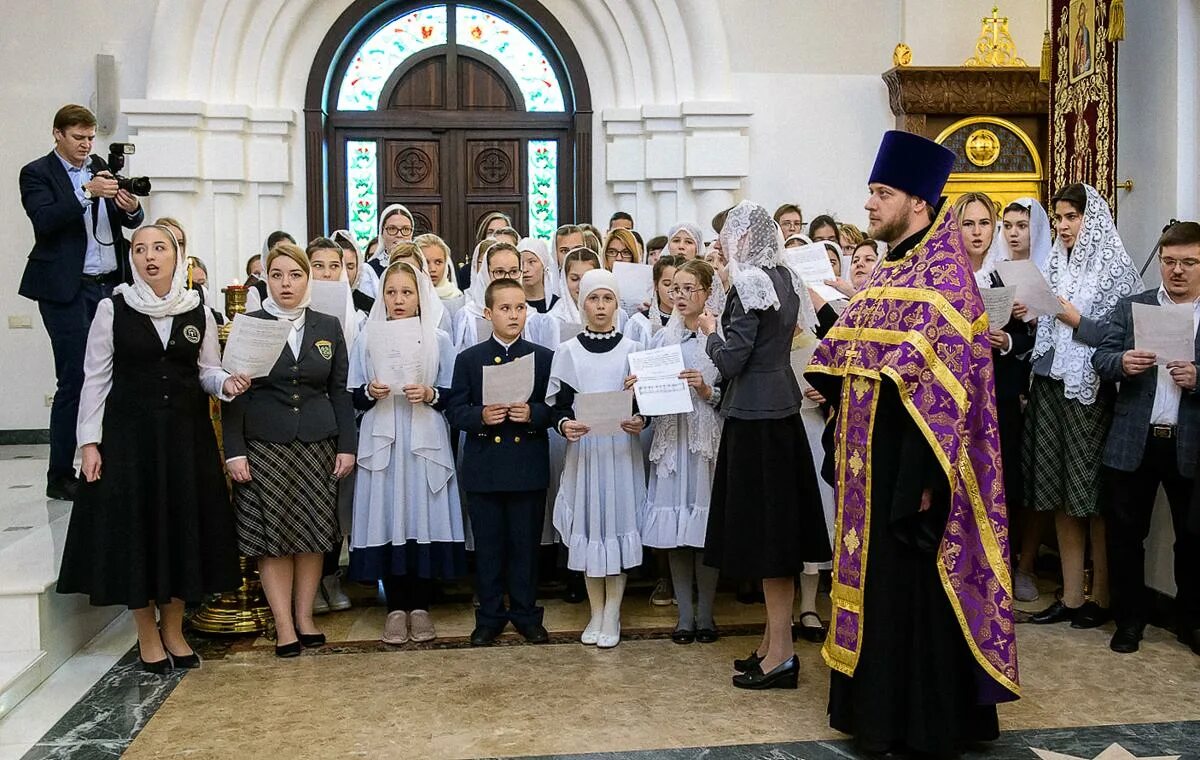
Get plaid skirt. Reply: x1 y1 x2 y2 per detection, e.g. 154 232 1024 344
234 438 341 557
1022 375 1113 518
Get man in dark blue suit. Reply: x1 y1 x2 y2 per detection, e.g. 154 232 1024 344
1093 221 1200 656
446 278 555 645
19 105 143 500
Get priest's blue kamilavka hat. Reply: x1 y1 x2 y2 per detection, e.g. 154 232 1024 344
868 130 956 206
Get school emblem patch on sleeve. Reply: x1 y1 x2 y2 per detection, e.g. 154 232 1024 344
316 339 333 360
183 325 202 344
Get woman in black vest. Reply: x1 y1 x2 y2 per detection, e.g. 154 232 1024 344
223 242 357 657
57 225 249 673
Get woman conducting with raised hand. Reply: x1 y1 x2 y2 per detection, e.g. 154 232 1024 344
223 242 358 658
58 225 249 673
698 201 831 690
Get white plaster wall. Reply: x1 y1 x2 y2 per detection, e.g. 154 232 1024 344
0 0 156 430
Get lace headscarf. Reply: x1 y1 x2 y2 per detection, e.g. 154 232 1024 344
519 237 558 303
720 201 817 330
648 280 725 477
1032 184 1142 405
358 263 453 490
113 225 201 318
995 197 1052 272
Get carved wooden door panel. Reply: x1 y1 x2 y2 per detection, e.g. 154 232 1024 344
381 136 445 242
462 135 522 253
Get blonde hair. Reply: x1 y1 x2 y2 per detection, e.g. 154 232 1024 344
413 233 450 262
838 223 865 247
381 261 422 311
673 258 715 292
581 230 602 254
953 191 998 223
153 216 186 248
602 228 641 265
265 241 310 275
388 241 426 270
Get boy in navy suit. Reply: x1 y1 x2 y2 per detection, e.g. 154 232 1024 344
446 279 555 645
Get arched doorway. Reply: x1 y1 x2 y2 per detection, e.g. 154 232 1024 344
305 0 592 261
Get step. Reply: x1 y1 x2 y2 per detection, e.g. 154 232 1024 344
0 651 47 720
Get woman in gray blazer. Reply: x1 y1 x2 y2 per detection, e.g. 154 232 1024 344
697 202 831 690
223 242 357 657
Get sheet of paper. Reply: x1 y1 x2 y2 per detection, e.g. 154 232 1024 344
612 261 654 312
308 280 351 327
574 390 633 437
221 314 293 378
366 318 425 390
980 286 1017 330
790 328 820 407
1133 302 1195 366
783 243 844 303
474 317 494 345
627 344 693 416
483 353 536 405
996 260 1061 321
559 321 583 344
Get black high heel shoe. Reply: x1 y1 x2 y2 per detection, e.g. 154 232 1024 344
733 650 763 673
298 632 326 648
732 654 799 690
275 640 303 658
166 650 202 669
139 656 172 674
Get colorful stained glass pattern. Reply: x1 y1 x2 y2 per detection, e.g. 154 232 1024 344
346 140 378 247
337 6 448 111
527 140 558 240
456 6 566 112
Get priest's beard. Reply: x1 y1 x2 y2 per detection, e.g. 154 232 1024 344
868 211 912 247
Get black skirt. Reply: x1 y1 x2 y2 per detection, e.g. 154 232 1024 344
57 402 240 608
704 414 832 578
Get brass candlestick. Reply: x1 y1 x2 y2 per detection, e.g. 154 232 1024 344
192 282 273 635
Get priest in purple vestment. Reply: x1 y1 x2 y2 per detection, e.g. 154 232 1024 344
806 130 1020 756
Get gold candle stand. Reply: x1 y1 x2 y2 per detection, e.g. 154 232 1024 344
191 283 274 635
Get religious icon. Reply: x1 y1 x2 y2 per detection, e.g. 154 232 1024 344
1068 0 1096 82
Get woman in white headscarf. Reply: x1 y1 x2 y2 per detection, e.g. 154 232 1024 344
453 239 504 350
548 247 630 336
348 260 463 646
58 225 248 673
695 201 827 690
414 233 465 315
666 222 706 261
997 197 1053 272
518 237 559 313
1024 183 1142 630
332 229 375 315
357 204 415 300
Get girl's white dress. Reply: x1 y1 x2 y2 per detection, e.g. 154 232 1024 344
548 334 646 576
640 328 722 549
348 328 464 571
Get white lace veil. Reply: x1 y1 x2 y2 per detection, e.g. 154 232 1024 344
1031 184 1142 405
719 201 817 330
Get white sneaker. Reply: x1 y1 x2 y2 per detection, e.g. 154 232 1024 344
313 586 331 615
321 571 352 611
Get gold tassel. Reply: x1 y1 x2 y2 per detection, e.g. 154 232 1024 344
1039 29 1052 82
1107 0 1125 42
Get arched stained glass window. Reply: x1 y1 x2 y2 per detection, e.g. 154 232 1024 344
336 4 565 113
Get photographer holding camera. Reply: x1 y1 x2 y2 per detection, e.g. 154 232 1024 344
18 104 146 501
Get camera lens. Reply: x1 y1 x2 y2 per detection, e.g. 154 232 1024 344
119 176 153 196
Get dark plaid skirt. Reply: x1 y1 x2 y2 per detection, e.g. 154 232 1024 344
234 438 341 557
1022 375 1113 518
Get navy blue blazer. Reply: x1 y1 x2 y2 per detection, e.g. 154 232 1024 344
19 151 142 303
1093 288 1200 477
445 336 554 493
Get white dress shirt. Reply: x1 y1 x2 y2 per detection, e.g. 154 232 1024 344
1149 286 1200 425
77 300 231 446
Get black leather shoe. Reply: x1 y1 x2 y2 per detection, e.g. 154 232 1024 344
733 650 763 672
1177 626 1200 655
1029 600 1077 624
275 641 302 658
733 654 799 690
796 612 827 643
470 625 503 646
46 475 79 502
516 623 549 644
671 628 695 645
1071 601 1111 629
1109 624 1143 653
139 656 171 674
298 632 326 648
695 628 719 644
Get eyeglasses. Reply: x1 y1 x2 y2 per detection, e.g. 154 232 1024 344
1160 257 1200 271
605 249 634 262
490 267 522 279
668 285 705 298
383 225 413 237
779 221 803 230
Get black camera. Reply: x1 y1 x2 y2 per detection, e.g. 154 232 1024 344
103 142 152 196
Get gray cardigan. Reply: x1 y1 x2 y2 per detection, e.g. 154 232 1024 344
705 265 803 420
1092 288 1200 477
